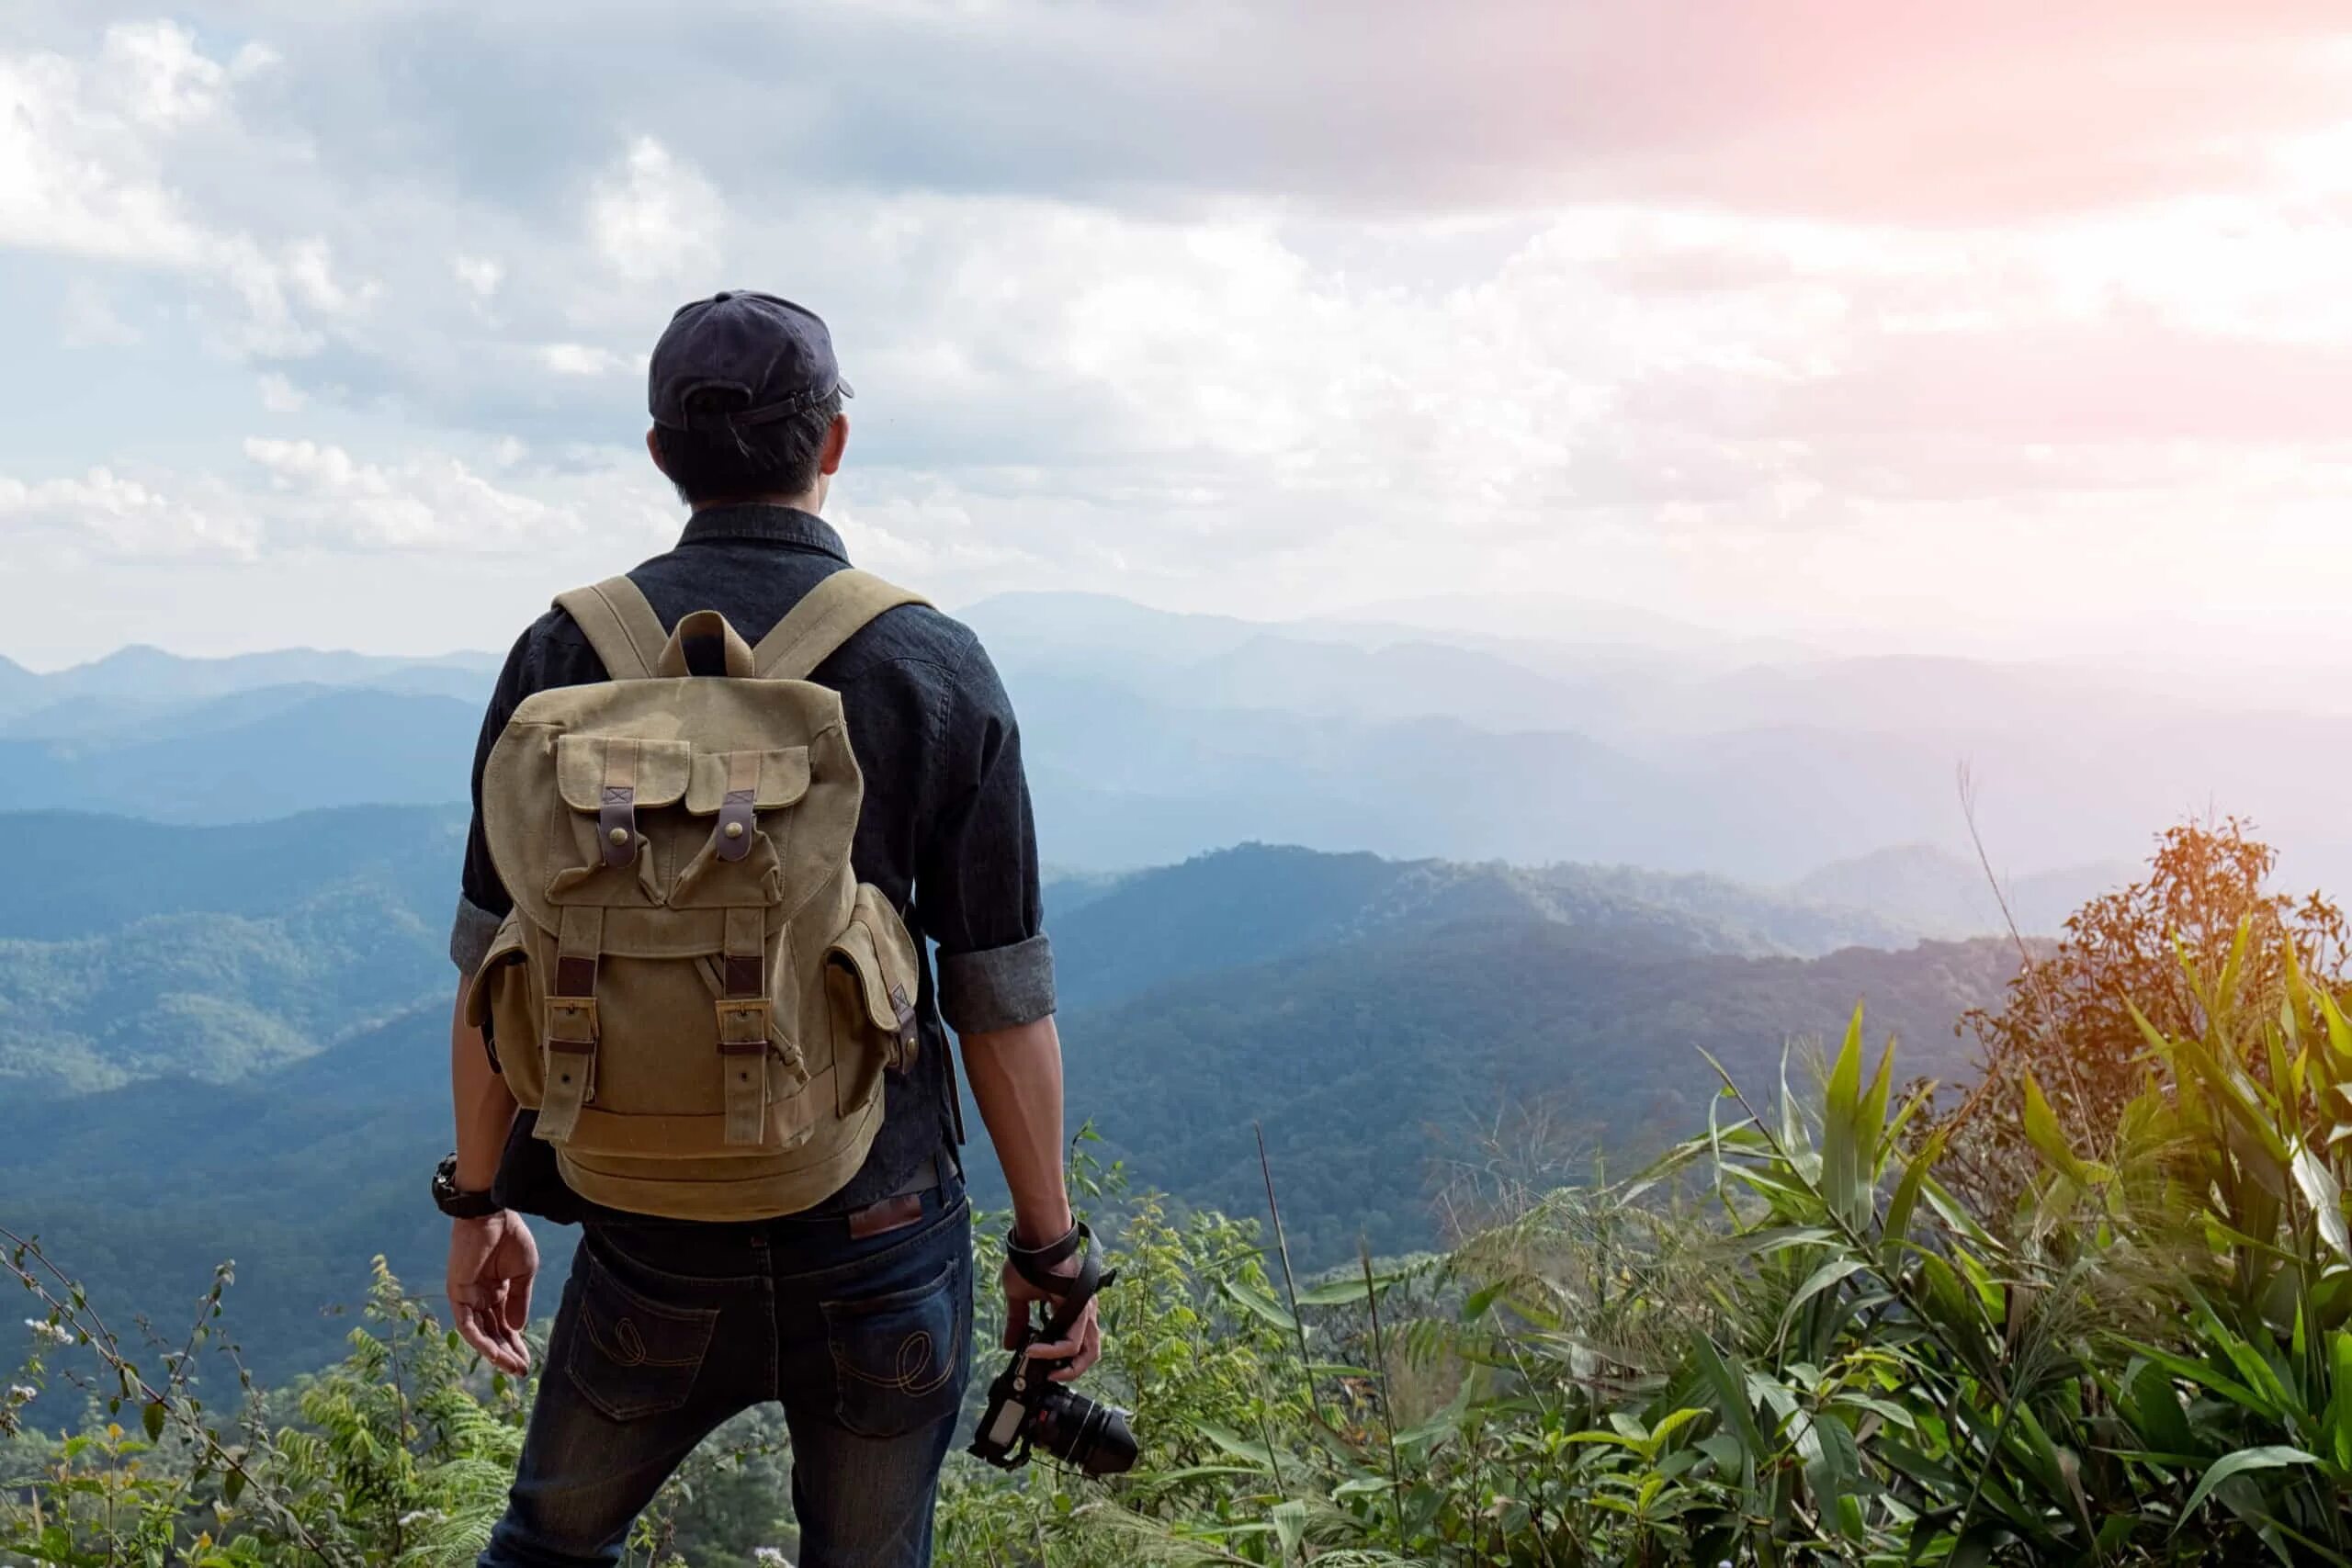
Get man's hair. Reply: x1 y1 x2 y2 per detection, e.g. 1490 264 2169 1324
654 388 842 505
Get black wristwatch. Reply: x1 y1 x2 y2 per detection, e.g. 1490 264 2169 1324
432 1154 502 1221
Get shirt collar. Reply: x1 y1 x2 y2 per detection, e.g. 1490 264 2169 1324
677 503 849 562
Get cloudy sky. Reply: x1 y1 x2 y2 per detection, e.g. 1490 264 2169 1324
6 2 2352 668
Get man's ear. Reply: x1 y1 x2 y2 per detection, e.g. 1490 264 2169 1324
644 426 669 477
819 412 850 477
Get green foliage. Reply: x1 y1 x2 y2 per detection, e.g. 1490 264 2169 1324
19 826 2352 1563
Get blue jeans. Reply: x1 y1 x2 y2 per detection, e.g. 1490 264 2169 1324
480 1175 974 1568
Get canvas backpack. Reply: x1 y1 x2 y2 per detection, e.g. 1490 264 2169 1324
465 569 930 1221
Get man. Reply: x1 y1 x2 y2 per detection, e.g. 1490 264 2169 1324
438 290 1097 1568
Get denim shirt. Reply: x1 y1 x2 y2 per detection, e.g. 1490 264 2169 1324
450 503 1054 1218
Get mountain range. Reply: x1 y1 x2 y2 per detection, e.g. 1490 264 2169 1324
2 592 2240 922
0 807 2023 1390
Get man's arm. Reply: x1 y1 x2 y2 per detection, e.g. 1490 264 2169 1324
446 972 537 1378
443 630 541 1377
915 630 1097 1375
959 1015 1070 1243
959 1014 1097 1380
451 982 516 1192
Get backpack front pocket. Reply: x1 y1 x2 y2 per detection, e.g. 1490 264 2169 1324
465 909 541 1099
826 885 923 1079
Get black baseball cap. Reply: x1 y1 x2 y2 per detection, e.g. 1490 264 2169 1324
648 290 853 434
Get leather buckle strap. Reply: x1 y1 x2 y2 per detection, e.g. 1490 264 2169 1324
536 908 604 1145
715 749 759 863
718 909 774 1147
598 739 639 869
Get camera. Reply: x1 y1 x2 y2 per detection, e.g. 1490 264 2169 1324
968 1223 1138 1476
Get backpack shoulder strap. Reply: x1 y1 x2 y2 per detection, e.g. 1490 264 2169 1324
553 575 669 681
752 569 931 681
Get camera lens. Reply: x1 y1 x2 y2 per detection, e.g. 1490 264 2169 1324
1033 1386 1139 1476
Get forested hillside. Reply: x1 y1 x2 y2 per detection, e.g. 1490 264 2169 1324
0 814 2011 1393
0 807 459 1096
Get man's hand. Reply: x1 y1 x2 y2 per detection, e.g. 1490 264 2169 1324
447 1211 538 1376
1001 1250 1102 1383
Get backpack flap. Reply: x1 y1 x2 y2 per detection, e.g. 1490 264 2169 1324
684 747 811 863
552 735 691 895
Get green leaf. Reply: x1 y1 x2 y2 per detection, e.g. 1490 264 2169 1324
2177 1445 2317 1527
1858 1032 1898 1177
1645 1405 1709 1455
1882 1127 1948 1262
2290 1142 2352 1264
1270 1499 1308 1559
2122 1359 2199 1460
1740 1224 1841 1257
1778 1257 1870 1344
1691 1335 1768 1464
2321 988 2352 1076
2021 1072 2091 1184
2330 1331 2352 1472
1218 1277 1300 1335
2115 1337 2267 1416
1191 1421 1283 1472
1294 1270 1400 1306
1824 1005 1865 1225
141 1400 164 1443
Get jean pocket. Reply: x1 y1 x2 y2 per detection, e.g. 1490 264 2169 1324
820 1256 969 1439
564 1247 720 1422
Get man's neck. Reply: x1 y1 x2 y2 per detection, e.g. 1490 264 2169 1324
692 491 821 514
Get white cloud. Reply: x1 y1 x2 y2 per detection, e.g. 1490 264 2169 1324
1 436 595 565
10 6 2352 661
452 254 503 298
256 373 306 412
242 437 582 551
100 18 230 129
587 137 723 283
0 23 373 361
0 466 259 558
537 343 626 377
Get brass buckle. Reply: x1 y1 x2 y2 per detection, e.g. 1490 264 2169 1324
715 997 772 1049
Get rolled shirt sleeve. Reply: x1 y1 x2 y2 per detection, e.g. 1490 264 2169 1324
449 895 503 976
918 632 1057 1034
936 932 1057 1035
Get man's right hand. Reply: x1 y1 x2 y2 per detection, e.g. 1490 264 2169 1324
1001 1247 1102 1382
447 1211 538 1376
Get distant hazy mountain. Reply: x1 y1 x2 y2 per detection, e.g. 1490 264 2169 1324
0 805 464 940
1794 845 2132 939
39 644 494 701
0 645 494 728
0 654 38 709
12 602 2352 891
1314 591 1820 665
1051 843 1921 1012
0 687 480 820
